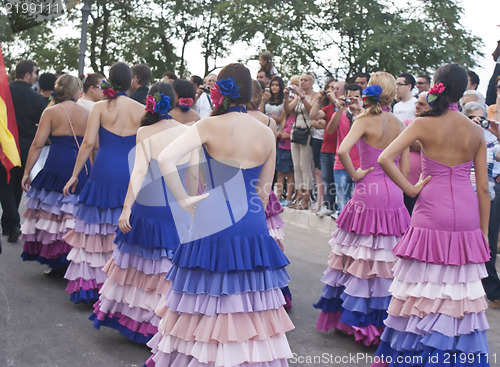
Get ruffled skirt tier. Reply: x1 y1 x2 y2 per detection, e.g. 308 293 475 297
265 191 291 309
372 227 491 366
64 178 127 304
90 203 180 343
21 169 80 269
314 202 410 347
144 231 294 366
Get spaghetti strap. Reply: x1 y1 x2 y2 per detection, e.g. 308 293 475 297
267 117 271 127
59 103 88 175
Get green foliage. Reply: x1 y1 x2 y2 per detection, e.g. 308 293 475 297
0 0 484 82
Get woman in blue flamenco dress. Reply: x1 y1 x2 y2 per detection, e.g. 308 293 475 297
313 73 411 347
21 75 90 275
62 62 145 304
89 82 195 343
144 63 294 366
373 63 491 366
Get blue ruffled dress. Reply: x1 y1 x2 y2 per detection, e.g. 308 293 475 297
144 147 295 366
64 126 136 303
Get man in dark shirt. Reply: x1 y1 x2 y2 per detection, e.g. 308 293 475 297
129 64 151 104
1 60 45 242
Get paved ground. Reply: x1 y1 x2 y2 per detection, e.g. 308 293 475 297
0 205 499 366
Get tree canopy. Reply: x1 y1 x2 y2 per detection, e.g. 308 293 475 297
0 0 483 81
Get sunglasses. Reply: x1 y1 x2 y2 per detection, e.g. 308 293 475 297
416 81 428 85
496 85 500 90
396 83 408 86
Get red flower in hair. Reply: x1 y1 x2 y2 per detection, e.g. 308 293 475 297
102 88 116 99
210 83 224 109
145 95 157 113
429 82 445 95
178 98 193 106
427 82 446 104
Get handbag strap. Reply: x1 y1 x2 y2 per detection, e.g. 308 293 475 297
59 103 89 176
296 101 312 135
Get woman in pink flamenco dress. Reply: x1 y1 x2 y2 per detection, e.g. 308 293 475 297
373 63 491 366
313 72 411 347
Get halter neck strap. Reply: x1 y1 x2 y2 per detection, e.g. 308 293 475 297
225 105 247 113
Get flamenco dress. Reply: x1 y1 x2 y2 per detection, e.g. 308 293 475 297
145 106 294 367
372 154 491 366
21 135 89 269
90 158 191 343
313 138 411 346
266 190 292 309
64 126 136 304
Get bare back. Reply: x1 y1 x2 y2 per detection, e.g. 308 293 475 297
357 111 405 149
170 108 200 126
413 110 484 166
47 101 89 138
94 96 145 136
138 120 191 164
248 110 277 133
198 112 275 169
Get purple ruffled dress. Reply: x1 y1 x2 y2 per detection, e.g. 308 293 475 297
314 138 410 346
372 153 491 366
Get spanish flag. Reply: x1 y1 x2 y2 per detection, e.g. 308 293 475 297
0 44 21 183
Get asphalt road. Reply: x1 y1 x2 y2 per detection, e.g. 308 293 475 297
0 208 499 367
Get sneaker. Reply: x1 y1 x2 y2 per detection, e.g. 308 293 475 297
316 206 334 218
282 200 292 207
330 212 339 220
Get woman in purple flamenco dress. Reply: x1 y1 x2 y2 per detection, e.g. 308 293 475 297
373 63 491 366
314 72 411 346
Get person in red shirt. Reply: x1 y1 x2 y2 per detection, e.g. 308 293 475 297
325 83 363 217
310 78 341 217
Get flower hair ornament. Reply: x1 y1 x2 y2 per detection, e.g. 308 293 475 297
210 77 241 110
145 92 172 119
362 85 382 108
178 97 194 112
101 80 127 99
427 82 446 106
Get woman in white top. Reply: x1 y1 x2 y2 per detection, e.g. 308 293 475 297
77 73 105 111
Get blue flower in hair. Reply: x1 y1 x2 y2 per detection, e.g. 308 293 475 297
217 78 241 99
362 85 382 100
153 93 172 114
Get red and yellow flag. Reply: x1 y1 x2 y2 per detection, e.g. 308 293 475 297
0 43 21 183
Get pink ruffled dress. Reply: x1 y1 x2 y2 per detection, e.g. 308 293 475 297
266 190 292 309
372 154 491 366
314 138 410 346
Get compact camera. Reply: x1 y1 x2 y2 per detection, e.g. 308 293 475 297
200 86 211 93
344 98 353 106
321 90 328 96
478 117 490 129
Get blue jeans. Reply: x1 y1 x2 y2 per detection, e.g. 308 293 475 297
333 169 354 214
320 152 336 211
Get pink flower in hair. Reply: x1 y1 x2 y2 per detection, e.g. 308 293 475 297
429 82 445 95
178 98 194 106
427 82 446 105
145 95 157 113
210 83 224 109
